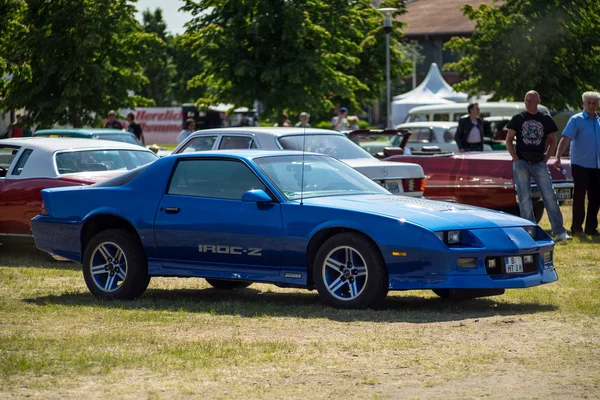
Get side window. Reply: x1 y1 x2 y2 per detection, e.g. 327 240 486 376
453 114 462 122
180 136 217 153
443 128 457 143
408 128 432 142
218 136 255 150
433 113 449 121
11 149 33 176
0 147 20 178
168 159 267 200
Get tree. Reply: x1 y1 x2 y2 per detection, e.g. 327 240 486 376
445 0 600 110
0 0 28 95
179 0 410 120
0 0 159 127
140 7 176 106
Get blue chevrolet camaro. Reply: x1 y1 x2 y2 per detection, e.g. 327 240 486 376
31 150 557 309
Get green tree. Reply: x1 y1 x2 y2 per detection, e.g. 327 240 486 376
180 0 410 120
0 0 159 127
445 0 600 110
0 0 28 95
170 35 208 105
141 7 176 106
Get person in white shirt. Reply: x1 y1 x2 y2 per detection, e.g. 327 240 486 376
454 103 488 152
331 107 349 131
176 118 196 144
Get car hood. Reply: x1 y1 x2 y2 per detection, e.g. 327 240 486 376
341 158 424 180
302 194 531 231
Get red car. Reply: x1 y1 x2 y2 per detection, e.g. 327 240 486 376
349 130 573 223
0 138 158 244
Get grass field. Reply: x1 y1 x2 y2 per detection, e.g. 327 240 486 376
1 205 599 399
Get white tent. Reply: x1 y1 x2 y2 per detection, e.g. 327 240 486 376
392 88 454 126
391 63 468 125
394 63 468 102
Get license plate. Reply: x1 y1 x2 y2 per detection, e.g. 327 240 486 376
556 188 573 200
381 181 400 194
504 256 523 274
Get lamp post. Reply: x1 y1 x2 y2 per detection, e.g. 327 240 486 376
378 8 398 129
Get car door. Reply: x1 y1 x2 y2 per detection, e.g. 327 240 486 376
0 145 23 235
154 158 283 274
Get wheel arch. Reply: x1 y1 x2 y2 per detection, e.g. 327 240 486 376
80 214 143 262
305 227 384 288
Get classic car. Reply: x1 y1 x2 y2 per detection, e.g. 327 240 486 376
172 127 426 197
32 150 557 308
383 151 573 223
357 121 494 155
34 128 143 146
0 138 158 244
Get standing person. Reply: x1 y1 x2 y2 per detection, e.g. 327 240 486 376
331 107 349 131
104 110 123 129
8 114 24 138
347 115 360 130
275 113 291 127
455 103 487 152
295 112 311 128
126 112 145 145
555 91 600 236
506 90 570 241
176 118 196 144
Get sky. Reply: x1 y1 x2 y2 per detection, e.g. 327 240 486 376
135 0 192 35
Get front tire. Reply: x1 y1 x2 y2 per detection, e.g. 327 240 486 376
313 233 388 309
82 229 150 300
205 279 252 290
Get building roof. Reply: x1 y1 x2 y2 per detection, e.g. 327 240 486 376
399 0 498 36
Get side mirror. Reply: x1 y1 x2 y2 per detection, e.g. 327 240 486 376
241 189 272 203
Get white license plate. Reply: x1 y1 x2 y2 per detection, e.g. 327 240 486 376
556 188 573 200
504 256 523 274
381 181 400 194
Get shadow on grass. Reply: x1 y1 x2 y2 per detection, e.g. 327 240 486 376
26 286 557 323
0 246 80 271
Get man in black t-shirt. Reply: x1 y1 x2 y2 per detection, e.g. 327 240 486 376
506 90 570 241
126 112 145 145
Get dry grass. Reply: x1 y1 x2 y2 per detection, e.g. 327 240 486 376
0 204 599 399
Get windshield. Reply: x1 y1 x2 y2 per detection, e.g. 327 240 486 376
55 149 157 174
254 154 390 201
277 134 372 159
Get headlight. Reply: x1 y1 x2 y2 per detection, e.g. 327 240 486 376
434 230 462 245
447 231 461 244
524 226 537 238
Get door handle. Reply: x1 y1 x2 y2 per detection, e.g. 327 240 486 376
164 207 180 214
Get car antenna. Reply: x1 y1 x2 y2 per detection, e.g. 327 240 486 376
300 111 308 206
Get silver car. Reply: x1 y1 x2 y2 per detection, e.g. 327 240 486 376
172 127 425 197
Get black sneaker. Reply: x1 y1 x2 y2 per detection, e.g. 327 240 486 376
585 230 600 237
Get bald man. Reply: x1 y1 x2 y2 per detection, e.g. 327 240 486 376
505 90 570 242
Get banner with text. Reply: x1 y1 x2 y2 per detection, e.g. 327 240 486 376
121 107 182 144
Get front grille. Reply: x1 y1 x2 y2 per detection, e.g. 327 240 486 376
486 255 538 276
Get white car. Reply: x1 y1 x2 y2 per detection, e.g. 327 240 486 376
396 121 492 153
172 127 425 197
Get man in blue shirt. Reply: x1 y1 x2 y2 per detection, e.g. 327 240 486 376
555 91 600 236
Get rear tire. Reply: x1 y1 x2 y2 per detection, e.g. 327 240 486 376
313 232 388 309
205 279 252 290
532 201 545 224
82 229 150 300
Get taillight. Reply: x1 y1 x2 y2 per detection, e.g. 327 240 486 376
40 201 49 216
402 178 426 193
